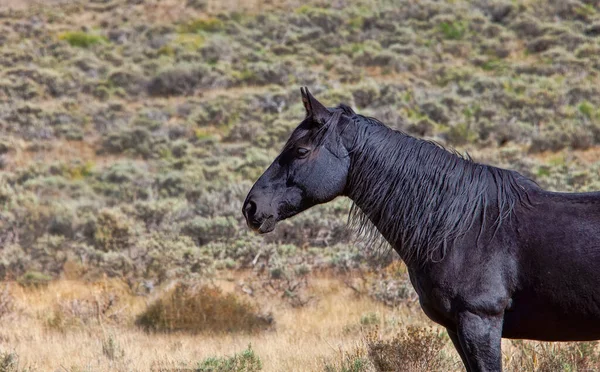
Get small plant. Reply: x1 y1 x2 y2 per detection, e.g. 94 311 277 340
102 334 124 361
241 261 314 308
44 285 123 332
360 312 380 327
17 271 52 288
93 209 132 252
437 21 467 40
180 18 223 33
196 345 262 372
59 31 107 48
578 101 595 119
147 64 210 97
0 286 14 319
324 347 372 372
0 351 19 372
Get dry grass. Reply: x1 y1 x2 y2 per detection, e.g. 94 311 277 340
0 0 70 10
0 277 599 371
0 276 436 372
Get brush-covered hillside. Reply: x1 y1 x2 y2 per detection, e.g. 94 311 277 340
2 0 600 287
1 0 600 371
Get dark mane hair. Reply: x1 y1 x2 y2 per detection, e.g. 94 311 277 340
340 112 529 265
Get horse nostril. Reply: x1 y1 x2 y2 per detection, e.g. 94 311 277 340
244 199 257 219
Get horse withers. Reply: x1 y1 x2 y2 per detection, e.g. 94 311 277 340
242 87 600 371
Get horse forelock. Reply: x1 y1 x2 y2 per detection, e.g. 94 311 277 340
282 105 350 155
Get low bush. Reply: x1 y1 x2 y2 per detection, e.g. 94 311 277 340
324 347 373 372
45 281 128 332
102 334 125 361
437 20 467 40
365 326 449 372
147 64 213 97
181 216 238 246
180 18 224 33
136 283 273 334
0 351 22 372
93 209 132 252
17 271 52 288
197 345 262 372
59 31 108 48
100 126 167 159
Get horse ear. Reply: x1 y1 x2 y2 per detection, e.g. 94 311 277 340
301 87 331 126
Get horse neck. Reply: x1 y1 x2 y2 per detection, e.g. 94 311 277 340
344 120 494 265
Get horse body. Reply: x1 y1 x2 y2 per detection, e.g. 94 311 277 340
242 88 600 371
504 187 600 340
403 185 600 342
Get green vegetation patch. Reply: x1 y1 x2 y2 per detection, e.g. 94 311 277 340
197 345 262 372
59 31 108 48
17 271 53 288
179 18 224 33
437 20 467 40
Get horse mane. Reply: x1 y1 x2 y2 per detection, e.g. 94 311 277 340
340 113 530 265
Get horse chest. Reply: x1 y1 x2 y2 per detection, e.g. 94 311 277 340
409 270 456 328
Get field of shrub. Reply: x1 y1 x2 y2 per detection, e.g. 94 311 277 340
1 0 600 370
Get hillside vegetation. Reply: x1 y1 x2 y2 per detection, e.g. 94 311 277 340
1 0 600 370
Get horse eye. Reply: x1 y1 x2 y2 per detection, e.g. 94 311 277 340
296 147 309 158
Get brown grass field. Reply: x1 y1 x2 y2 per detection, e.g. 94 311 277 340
0 276 596 371
0 275 441 371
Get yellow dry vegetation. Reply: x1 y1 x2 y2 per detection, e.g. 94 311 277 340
0 276 441 371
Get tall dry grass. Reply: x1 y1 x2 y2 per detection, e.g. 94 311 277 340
0 276 438 371
0 277 599 371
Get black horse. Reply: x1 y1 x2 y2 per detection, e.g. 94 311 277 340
242 88 600 371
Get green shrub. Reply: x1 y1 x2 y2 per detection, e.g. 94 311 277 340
93 209 132 252
147 64 212 97
181 216 237 246
17 271 52 288
100 127 157 158
578 101 595 119
136 283 273 334
59 31 108 48
437 21 467 40
197 345 262 372
180 18 224 33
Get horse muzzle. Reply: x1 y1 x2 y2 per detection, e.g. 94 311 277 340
242 196 277 234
